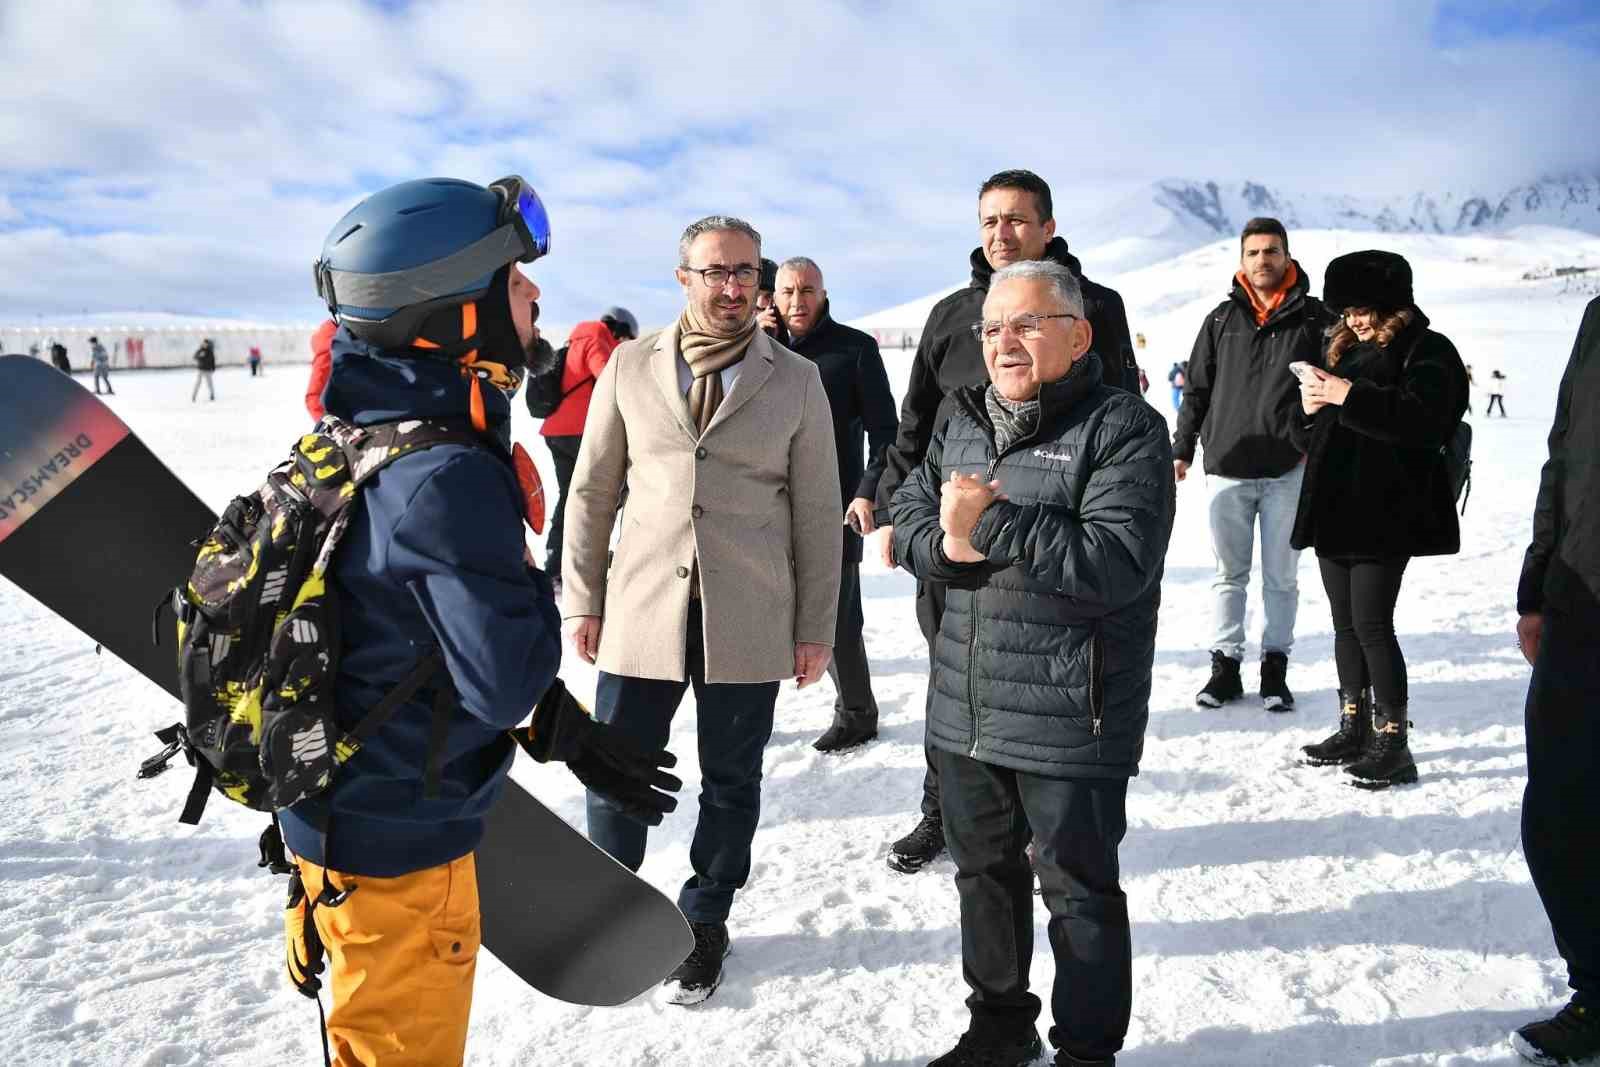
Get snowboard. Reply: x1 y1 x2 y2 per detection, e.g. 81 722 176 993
0 354 691 1007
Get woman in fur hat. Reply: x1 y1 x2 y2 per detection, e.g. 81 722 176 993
1291 250 1469 788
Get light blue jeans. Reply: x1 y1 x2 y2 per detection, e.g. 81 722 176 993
1207 463 1304 660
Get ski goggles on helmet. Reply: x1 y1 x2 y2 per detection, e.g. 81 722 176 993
489 175 551 263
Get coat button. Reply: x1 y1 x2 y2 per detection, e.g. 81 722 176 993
691 505 703 518
695 447 707 460
676 566 689 578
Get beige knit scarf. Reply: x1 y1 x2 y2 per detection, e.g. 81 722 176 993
677 304 758 435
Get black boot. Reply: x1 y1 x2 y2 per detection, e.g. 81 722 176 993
928 1030 1043 1067
1195 650 1243 708
1259 650 1295 711
1513 998 1600 1064
659 920 730 1006
888 811 946 873
1347 702 1418 788
813 710 878 753
1301 689 1372 765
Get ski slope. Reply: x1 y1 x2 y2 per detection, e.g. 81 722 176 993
2 228 1597 1066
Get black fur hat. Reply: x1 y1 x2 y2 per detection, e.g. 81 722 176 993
1322 250 1414 313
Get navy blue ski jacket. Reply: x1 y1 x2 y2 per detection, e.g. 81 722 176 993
280 328 562 877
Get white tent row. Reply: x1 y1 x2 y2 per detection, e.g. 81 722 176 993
0 321 322 370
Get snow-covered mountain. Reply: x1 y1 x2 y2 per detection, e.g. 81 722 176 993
1077 175 1600 275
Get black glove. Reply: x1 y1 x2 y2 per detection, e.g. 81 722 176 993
515 678 682 826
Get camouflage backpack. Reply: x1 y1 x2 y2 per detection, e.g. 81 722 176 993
142 415 491 825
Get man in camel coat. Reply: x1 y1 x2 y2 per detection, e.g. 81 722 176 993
562 214 841 1006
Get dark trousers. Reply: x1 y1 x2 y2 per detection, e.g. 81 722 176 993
586 603 779 924
1318 556 1410 706
543 434 583 575
916 578 948 818
1488 394 1506 416
1523 607 1600 1002
936 749 1131 1061
827 559 878 723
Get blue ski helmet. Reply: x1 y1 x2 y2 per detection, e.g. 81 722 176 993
313 176 551 349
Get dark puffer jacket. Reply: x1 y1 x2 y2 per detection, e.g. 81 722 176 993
1519 295 1600 620
890 351 1176 778
1289 310 1468 560
280 328 562 877
1173 262 1332 478
874 237 1138 516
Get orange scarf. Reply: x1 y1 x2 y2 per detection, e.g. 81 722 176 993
1237 260 1299 326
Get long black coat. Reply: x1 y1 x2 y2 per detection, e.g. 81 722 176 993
1173 263 1332 479
890 351 1176 779
1519 295 1600 619
1289 311 1468 559
873 237 1138 516
787 306 899 564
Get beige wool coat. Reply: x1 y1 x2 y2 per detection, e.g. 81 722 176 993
561 322 842 683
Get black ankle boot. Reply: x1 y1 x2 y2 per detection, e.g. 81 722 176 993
1347 702 1418 788
1301 688 1371 766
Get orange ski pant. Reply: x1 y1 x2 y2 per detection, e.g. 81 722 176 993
295 853 481 1067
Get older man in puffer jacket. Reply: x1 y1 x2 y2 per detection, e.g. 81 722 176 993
891 259 1175 1067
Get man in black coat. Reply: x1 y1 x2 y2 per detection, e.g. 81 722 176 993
892 260 1174 1067
872 168 1139 874
1511 295 1600 1066
1174 217 1332 713
775 256 899 752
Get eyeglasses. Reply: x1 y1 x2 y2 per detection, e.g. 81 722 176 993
970 312 1079 343
684 265 760 289
488 175 551 262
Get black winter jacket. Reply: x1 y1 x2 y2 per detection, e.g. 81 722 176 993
788 305 900 564
1519 296 1600 620
1173 263 1331 479
194 343 216 372
874 238 1139 516
890 351 1176 779
1289 311 1468 560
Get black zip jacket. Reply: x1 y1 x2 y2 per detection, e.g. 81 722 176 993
787 305 900 564
889 351 1175 778
873 237 1139 517
1519 295 1600 619
1173 263 1331 479
1289 310 1468 560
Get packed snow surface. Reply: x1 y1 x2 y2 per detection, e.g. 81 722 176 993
3 228 1597 1066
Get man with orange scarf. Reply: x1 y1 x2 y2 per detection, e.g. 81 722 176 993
1173 217 1333 713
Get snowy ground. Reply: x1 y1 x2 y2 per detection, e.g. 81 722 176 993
3 229 1597 1066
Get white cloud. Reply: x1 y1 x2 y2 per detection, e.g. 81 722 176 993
1 0 1595 327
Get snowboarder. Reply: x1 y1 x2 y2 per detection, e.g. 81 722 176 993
1511 295 1600 1066
1487 369 1507 416
1292 250 1468 788
285 174 682 1065
89 336 113 395
191 338 217 401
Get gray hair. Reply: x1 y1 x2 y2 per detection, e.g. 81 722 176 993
989 260 1084 317
778 256 823 285
678 215 762 267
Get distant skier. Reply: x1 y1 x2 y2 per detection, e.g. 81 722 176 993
49 341 70 374
247 344 263 377
288 175 680 1065
1463 363 1475 414
190 338 216 402
1168 360 1186 413
89 336 113 395
1487 369 1507 416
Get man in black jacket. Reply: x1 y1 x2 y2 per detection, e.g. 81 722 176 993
1511 296 1600 1066
872 168 1138 874
892 260 1173 1067
1174 217 1330 712
776 256 899 751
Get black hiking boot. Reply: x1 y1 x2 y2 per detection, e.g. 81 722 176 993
1259 651 1295 712
1512 998 1600 1065
1301 689 1372 766
928 1030 1044 1067
813 712 878 753
1347 703 1418 789
888 811 946 873
659 920 730 1006
1195 650 1243 708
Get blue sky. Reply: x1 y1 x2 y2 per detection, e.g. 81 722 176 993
1 0 1595 329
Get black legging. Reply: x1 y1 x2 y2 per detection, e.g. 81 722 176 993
1318 556 1410 707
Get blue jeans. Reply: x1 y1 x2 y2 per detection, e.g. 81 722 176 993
586 603 779 924
1207 463 1303 660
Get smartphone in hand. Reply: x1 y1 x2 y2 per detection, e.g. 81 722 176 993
1288 361 1319 383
